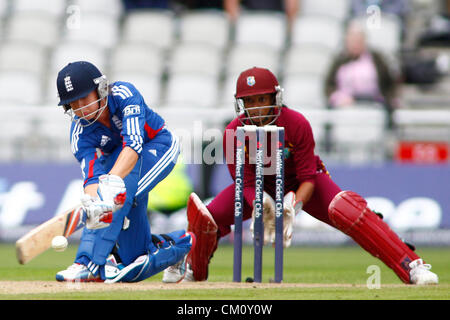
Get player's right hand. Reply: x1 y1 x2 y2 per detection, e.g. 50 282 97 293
283 192 302 248
81 175 126 230
81 194 114 230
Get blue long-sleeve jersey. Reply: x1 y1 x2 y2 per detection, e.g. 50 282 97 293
69 81 165 187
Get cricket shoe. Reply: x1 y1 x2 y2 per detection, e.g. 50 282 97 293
162 254 188 283
55 263 102 282
182 264 195 282
105 254 125 281
409 259 439 285
163 262 195 283
162 232 196 283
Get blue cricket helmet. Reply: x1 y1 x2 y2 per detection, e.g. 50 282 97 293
56 61 108 107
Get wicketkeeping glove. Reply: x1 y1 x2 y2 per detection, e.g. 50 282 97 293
250 192 276 245
283 191 303 248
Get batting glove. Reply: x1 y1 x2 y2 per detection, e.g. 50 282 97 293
97 174 127 210
82 174 127 230
81 194 113 230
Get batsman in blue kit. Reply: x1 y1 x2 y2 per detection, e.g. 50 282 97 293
55 61 194 283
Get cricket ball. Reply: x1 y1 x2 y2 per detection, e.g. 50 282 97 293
51 236 68 252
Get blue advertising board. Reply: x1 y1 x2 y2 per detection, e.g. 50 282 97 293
0 162 449 245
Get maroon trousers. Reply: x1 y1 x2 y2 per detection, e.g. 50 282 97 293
207 172 340 237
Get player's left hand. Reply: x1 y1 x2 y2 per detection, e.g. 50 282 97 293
283 192 302 248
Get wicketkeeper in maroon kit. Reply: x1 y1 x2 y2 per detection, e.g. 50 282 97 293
163 67 438 285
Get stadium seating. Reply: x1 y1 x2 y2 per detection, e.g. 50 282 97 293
5 12 61 48
300 0 350 21
11 0 67 17
178 10 230 49
282 73 327 109
226 43 281 77
220 73 239 104
0 71 42 105
121 10 175 50
168 43 223 78
0 41 47 75
35 106 71 141
61 12 120 49
327 106 388 162
0 0 8 18
165 73 219 108
282 44 334 78
0 105 72 161
291 15 344 52
49 41 108 74
0 3 447 166
393 109 450 142
0 105 36 161
110 43 165 77
45 75 59 106
70 0 123 18
234 11 288 52
297 108 330 149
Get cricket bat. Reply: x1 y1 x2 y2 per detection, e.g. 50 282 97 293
15 205 85 264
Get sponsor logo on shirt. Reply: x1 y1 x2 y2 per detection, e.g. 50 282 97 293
124 105 141 116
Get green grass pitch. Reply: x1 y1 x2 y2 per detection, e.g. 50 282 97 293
0 243 449 300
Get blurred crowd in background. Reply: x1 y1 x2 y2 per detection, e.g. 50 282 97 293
0 0 448 218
